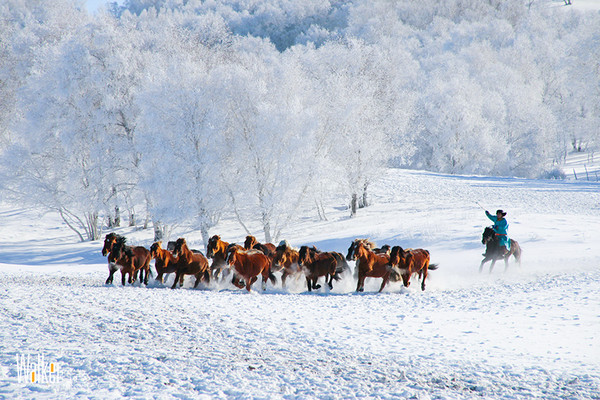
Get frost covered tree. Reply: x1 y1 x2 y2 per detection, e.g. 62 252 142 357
216 40 317 242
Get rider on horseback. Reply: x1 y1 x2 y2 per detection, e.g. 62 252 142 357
485 209 510 255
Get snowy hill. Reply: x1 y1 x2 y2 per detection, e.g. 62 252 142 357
1 168 599 399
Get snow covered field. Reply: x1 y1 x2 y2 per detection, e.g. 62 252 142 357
1 167 599 399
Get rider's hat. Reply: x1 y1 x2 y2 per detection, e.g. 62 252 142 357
496 209 507 216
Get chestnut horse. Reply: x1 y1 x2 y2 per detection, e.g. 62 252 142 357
206 235 231 280
480 226 522 273
273 241 302 288
389 246 438 291
105 236 152 286
244 235 276 257
171 238 210 289
226 245 276 291
150 241 180 284
350 241 392 292
347 239 390 278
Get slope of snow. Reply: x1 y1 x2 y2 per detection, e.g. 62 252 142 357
0 168 599 399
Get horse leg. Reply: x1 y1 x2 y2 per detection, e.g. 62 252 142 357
312 277 321 290
356 274 366 292
106 265 117 284
246 276 258 292
193 273 202 288
489 259 497 274
378 273 390 292
171 272 181 289
306 276 312 292
281 271 288 288
327 274 334 290
479 258 490 273
421 268 428 291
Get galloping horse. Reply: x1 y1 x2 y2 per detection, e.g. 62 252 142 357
350 241 392 292
150 241 180 284
347 239 390 278
206 235 230 280
244 235 276 257
105 236 152 286
273 241 302 288
298 246 337 291
171 238 210 289
389 246 437 291
480 226 522 273
226 245 275 291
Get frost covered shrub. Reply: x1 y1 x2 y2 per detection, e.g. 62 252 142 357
540 168 567 180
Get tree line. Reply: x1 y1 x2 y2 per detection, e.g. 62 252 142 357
1 0 598 245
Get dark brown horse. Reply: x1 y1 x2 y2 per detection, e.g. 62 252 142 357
480 226 522 273
298 246 349 291
150 241 180 284
105 236 152 286
244 235 276 257
273 241 302 288
389 246 438 291
206 235 231 280
171 238 210 289
350 241 392 292
226 245 276 291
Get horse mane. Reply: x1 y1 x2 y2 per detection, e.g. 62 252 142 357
354 238 376 249
115 236 134 257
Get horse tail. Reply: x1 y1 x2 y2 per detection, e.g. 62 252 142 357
330 253 348 281
269 269 277 286
428 263 439 271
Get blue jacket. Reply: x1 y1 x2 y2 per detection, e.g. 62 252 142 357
486 211 510 249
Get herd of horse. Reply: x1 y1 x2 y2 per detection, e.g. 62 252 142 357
101 233 440 292
101 226 521 292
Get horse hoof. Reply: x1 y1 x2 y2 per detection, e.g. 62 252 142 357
314 284 321 290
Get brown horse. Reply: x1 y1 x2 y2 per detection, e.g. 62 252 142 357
150 241 180 284
226 245 276 291
347 239 390 278
389 246 438 291
273 241 302 288
206 235 231 280
105 236 152 286
171 238 210 289
350 241 392 292
297 246 348 291
244 235 276 257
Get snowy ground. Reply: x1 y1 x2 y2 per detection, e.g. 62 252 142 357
1 167 599 399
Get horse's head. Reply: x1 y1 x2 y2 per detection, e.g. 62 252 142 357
353 241 370 259
102 233 119 256
172 238 187 258
389 246 407 267
347 239 374 261
108 236 128 263
225 244 243 265
346 241 357 261
298 246 313 266
150 241 162 258
207 235 221 258
482 226 495 245
244 235 257 250
377 245 391 255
